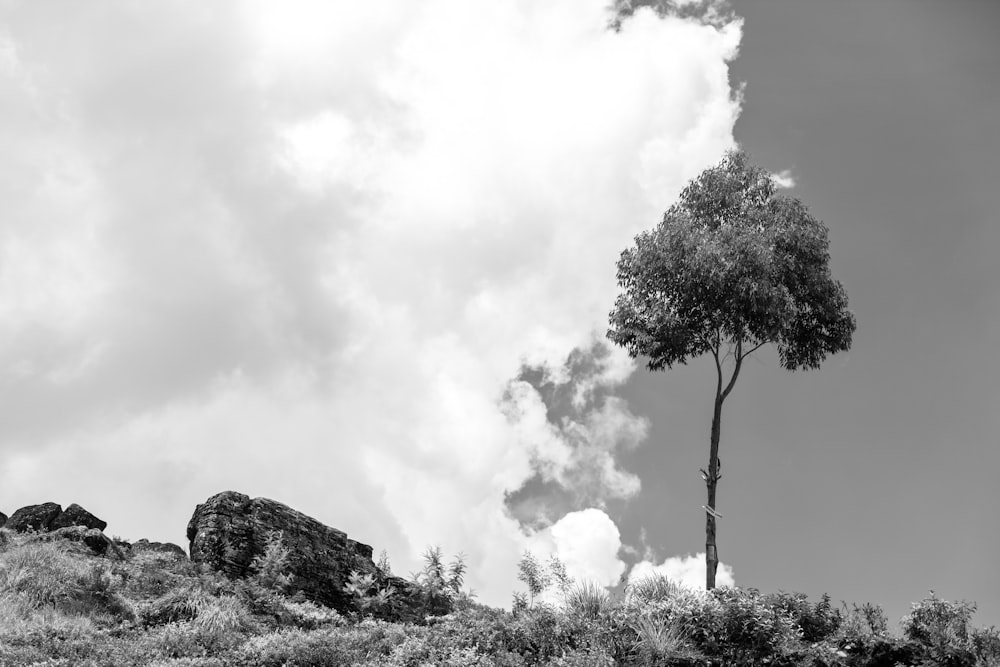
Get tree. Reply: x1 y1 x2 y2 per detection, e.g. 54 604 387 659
607 150 855 589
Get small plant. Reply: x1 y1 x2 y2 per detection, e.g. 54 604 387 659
839 600 890 643
249 530 292 592
764 590 842 643
517 550 550 608
564 581 611 621
344 570 396 617
624 573 685 606
376 549 392 576
629 613 692 664
548 554 573 594
411 546 467 617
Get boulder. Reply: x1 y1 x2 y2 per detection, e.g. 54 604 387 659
50 503 107 531
6 502 63 532
0 511 7 528
132 539 187 558
188 491 419 617
33 526 124 559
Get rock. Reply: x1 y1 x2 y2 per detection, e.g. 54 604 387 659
187 491 421 617
50 503 108 532
132 539 187 558
43 526 124 559
0 511 7 528
6 502 63 532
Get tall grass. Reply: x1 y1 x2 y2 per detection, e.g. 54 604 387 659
563 580 612 621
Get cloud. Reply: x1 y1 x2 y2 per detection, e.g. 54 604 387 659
530 509 627 587
771 169 797 188
0 0 742 608
502 341 650 528
629 552 736 590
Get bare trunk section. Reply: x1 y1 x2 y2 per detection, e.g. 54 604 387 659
705 393 723 589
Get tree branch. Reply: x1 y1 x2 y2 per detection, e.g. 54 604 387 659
720 338 743 400
712 343 723 399
740 340 767 360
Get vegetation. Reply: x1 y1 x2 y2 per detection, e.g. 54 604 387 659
608 150 856 588
2 527 997 666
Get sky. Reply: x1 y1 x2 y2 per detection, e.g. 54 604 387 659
1 0 997 630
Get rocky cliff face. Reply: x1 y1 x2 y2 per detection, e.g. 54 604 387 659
187 491 419 617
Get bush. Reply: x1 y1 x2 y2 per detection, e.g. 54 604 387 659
345 570 396 618
666 587 803 665
627 612 700 666
249 530 292 593
411 546 468 618
563 581 612 622
624 573 686 606
764 591 842 643
971 626 1000 667
901 593 979 666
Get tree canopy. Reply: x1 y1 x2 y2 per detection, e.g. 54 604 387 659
608 150 855 373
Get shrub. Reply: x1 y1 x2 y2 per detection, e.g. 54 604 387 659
345 570 396 618
901 593 979 666
624 573 686 606
249 530 292 593
666 587 803 665
627 613 700 666
764 590 843 643
971 626 1000 667
564 581 612 622
411 546 467 618
272 598 345 630
517 551 550 608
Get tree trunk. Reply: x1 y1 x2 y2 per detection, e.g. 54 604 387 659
705 393 723 589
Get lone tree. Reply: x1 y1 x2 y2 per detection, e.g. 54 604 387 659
607 150 855 589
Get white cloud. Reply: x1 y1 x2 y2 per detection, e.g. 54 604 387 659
771 169 796 188
547 509 627 586
0 0 742 608
629 552 736 590
521 507 626 604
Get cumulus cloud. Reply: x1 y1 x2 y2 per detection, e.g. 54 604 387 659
629 552 736 590
771 169 797 188
502 341 649 527
0 0 742 607
529 509 627 587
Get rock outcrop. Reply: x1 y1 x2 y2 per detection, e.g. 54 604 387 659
6 502 64 532
4 502 119 558
0 511 7 528
131 539 187 558
5 502 109 534
187 491 420 617
44 526 124 558
50 503 108 531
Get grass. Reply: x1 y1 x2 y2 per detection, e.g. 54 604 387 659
1 527 998 666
